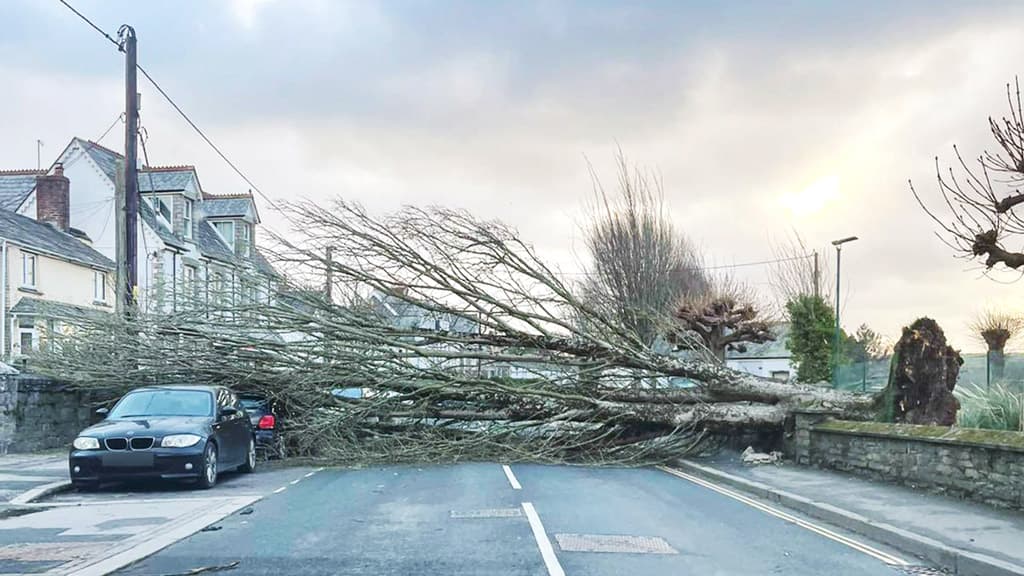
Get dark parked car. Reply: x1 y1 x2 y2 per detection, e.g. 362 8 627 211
69 385 256 490
239 396 285 459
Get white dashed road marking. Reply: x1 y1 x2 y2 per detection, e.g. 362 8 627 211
502 464 522 490
522 502 565 576
272 487 287 494
657 466 908 566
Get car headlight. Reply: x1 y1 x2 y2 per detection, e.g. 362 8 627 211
161 434 203 448
73 437 101 450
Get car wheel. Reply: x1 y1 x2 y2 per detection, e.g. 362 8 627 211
198 442 218 489
239 437 256 473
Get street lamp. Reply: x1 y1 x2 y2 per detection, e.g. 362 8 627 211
831 236 859 385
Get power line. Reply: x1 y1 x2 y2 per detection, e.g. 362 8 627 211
56 0 119 48
56 0 289 224
94 112 125 145
561 253 814 276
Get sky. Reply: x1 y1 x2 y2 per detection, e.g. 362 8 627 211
2 0 1024 352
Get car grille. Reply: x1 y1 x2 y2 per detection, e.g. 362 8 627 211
130 437 154 450
104 437 155 451
105 438 128 451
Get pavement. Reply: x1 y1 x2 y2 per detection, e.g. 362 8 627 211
678 452 1024 575
0 454 68 511
110 463 928 576
0 453 318 576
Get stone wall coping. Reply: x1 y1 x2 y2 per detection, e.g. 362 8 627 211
812 419 1024 454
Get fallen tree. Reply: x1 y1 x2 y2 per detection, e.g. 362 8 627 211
33 200 878 464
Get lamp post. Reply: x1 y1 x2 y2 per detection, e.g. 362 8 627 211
831 236 859 386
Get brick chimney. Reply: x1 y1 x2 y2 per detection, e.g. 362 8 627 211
36 163 70 233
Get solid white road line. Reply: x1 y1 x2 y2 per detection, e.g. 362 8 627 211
502 464 522 490
657 466 908 566
521 502 565 576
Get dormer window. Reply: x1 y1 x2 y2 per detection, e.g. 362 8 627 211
213 221 235 250
151 196 172 226
239 223 251 257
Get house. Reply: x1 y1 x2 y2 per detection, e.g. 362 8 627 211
0 166 114 359
725 323 794 382
1 138 277 314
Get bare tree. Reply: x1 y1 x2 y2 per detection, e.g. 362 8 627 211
674 276 774 361
33 200 876 465
912 78 1024 272
584 154 709 346
768 232 830 309
969 308 1024 381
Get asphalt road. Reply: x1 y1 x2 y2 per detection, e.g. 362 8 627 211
113 463 917 576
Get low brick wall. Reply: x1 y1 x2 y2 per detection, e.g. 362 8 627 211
0 375 95 453
793 412 1024 509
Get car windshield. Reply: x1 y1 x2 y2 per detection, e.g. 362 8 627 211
108 390 214 418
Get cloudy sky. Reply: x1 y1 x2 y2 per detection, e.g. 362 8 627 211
3 0 1024 351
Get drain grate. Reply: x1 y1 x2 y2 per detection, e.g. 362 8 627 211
900 566 950 576
449 508 523 519
555 533 678 554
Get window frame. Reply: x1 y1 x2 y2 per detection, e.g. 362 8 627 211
212 221 235 250
183 199 194 240
150 196 173 226
93 270 106 302
21 252 36 289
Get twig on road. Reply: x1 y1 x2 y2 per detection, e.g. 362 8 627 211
160 561 240 576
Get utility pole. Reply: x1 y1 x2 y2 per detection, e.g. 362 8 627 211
114 159 126 317
121 25 139 312
812 250 819 299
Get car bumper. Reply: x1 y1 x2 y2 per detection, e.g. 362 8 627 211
253 430 276 447
69 444 207 482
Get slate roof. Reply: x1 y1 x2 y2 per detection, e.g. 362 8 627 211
726 323 791 360
0 171 43 211
138 168 197 192
203 197 251 218
10 297 108 320
0 209 114 270
76 138 119 181
195 220 236 263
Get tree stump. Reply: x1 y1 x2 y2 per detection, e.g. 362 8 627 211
884 318 961 426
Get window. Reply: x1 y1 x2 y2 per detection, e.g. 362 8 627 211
93 270 106 302
213 221 235 250
19 332 33 353
151 196 172 225
16 316 35 354
21 253 36 288
183 199 194 239
240 223 251 257
770 370 790 382
184 265 197 296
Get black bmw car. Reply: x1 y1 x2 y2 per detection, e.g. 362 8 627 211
69 385 256 490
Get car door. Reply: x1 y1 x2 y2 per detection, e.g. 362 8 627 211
212 388 238 465
227 390 251 466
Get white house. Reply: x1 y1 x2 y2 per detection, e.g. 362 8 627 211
0 165 114 359
1 138 277 314
725 323 794 382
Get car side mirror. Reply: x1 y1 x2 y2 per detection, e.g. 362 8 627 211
220 406 238 418
96 407 109 417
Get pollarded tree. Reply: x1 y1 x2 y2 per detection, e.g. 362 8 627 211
969 309 1024 381
674 278 774 361
912 78 1024 272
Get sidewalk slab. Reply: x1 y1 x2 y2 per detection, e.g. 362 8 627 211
678 453 1024 576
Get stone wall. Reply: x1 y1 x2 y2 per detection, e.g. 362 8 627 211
0 375 95 453
793 412 1024 509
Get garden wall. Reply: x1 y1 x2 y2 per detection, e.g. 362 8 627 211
0 375 95 453
792 411 1024 509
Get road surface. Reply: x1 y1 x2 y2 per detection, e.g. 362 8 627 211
113 463 923 576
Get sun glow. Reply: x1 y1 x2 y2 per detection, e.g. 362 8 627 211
780 175 841 217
